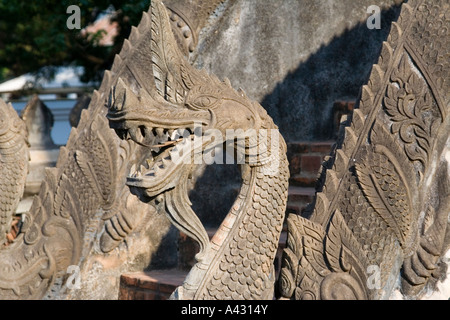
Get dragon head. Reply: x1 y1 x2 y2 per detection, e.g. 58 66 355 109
107 71 274 198
106 0 276 201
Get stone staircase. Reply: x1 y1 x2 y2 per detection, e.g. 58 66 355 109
119 139 335 300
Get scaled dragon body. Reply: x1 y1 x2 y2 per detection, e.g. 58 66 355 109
0 99 28 246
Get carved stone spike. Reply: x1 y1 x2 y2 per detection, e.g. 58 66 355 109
20 95 56 149
19 95 60 198
280 0 450 300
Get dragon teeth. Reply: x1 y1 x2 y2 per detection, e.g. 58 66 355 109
161 158 169 168
129 127 144 144
144 126 154 139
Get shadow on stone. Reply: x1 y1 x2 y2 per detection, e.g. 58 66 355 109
260 6 402 141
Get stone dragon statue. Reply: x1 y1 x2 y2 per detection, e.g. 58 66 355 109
0 0 447 301
0 0 233 300
107 0 289 299
108 0 449 300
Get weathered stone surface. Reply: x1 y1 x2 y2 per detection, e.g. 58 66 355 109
192 0 403 141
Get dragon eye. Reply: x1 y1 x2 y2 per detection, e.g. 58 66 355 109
191 95 219 109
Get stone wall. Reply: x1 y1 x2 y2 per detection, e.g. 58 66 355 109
192 0 402 141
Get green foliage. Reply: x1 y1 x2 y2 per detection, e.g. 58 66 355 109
0 0 150 84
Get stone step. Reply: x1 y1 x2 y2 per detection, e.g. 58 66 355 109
287 186 315 215
119 187 316 300
287 141 335 188
119 269 188 300
120 229 290 301
288 186 315 203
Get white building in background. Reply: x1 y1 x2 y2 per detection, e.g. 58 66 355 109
0 8 118 146
0 66 95 145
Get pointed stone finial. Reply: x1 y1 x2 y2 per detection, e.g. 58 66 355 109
20 95 57 149
19 95 59 197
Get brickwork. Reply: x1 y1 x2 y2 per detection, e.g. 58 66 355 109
119 270 188 300
287 141 334 188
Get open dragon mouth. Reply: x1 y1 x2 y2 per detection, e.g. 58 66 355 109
116 123 209 197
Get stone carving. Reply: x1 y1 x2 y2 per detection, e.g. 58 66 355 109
107 0 289 299
0 102 127 298
0 0 446 301
279 0 449 300
20 95 57 150
0 0 228 299
0 99 29 246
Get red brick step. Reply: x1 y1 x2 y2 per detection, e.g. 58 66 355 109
119 269 188 300
119 185 317 300
287 141 334 188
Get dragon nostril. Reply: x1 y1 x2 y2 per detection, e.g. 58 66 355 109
114 90 126 112
108 89 115 111
139 126 146 138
